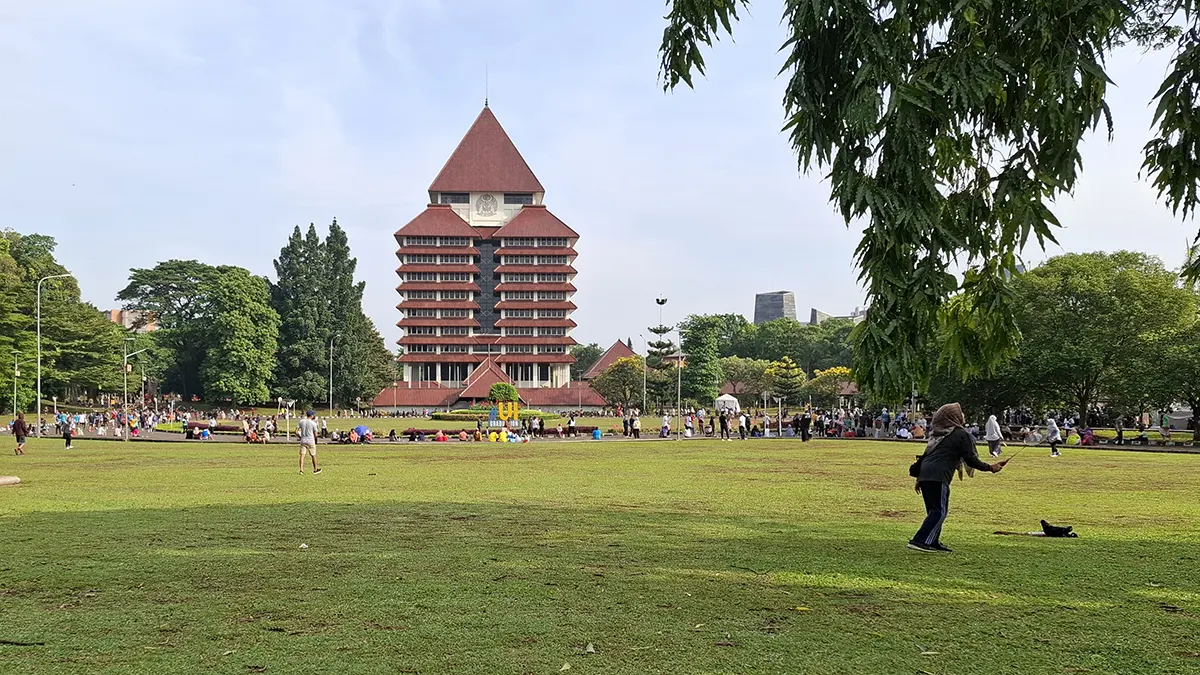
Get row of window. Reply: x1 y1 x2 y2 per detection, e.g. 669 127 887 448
404 237 471 247
405 345 566 354
501 291 569 301
501 327 569 336
405 272 473 282
405 309 472 318
406 326 568 338
501 256 572 266
500 238 570 248
501 309 569 319
406 308 570 319
404 255 473 264
500 273 571 283
438 193 534 205
405 326 471 336
405 290 472 301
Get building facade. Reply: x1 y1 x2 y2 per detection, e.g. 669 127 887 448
753 291 797 324
394 106 578 388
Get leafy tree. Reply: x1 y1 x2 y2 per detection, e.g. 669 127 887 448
199 267 279 406
1159 302 1200 440
118 260 220 399
488 382 519 403
678 316 724 404
765 356 806 404
804 366 853 409
570 343 604 380
657 0 1200 400
718 356 771 405
590 356 645 409
0 231 123 405
926 362 1027 425
1013 252 1194 426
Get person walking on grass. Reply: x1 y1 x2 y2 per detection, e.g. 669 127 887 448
63 413 75 450
297 410 321 475
12 412 29 455
1047 417 1062 457
985 414 1004 457
909 403 1006 554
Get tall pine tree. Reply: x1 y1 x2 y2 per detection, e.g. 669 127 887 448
323 219 395 408
270 225 331 404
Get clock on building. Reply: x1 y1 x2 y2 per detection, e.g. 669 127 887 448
476 193 498 217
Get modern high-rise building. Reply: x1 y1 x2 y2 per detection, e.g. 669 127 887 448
753 291 798 324
394 106 578 388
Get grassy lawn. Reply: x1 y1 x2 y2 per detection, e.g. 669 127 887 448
1 438 1198 674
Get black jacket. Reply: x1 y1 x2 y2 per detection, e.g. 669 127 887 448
917 428 993 484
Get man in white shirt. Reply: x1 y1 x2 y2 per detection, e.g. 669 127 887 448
297 410 321 475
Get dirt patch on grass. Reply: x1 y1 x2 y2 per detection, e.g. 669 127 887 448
878 510 908 518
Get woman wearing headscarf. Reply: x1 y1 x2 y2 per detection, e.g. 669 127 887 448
1046 417 1062 457
985 414 1004 457
910 403 1005 553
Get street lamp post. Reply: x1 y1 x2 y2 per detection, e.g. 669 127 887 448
123 338 148 410
774 396 783 437
35 273 73 437
761 391 770 437
637 333 647 413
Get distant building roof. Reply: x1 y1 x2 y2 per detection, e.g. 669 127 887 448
428 106 545 194
583 340 638 379
370 382 457 408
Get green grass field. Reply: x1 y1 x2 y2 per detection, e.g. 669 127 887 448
1 437 1198 674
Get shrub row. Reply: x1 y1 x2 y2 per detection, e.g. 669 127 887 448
430 410 563 422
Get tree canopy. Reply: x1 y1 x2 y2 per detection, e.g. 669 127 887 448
569 343 604 380
591 356 646 409
659 0 1200 400
488 382 519 403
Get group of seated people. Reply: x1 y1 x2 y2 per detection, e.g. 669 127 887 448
406 427 531 443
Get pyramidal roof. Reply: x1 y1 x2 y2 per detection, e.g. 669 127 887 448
583 340 638 379
429 106 545 194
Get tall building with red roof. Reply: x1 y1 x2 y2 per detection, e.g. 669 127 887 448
394 105 578 388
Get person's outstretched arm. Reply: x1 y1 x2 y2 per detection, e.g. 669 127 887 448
961 432 1003 473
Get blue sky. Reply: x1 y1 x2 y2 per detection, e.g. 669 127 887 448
1 1 1194 353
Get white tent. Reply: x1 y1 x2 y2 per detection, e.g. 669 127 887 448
715 394 740 413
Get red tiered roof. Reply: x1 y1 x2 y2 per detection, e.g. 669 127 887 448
493 337 578 346
458 358 517 400
492 205 579 239
496 247 577 258
395 264 478 275
394 204 479 239
495 354 575 364
397 336 478 345
520 383 606 408
494 265 577 275
371 382 458 408
428 107 545 193
394 246 479 256
493 301 577 311
494 319 577 328
397 318 480 328
397 282 480 293
397 301 480 310
583 340 639 379
398 353 483 363
493 283 576 293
